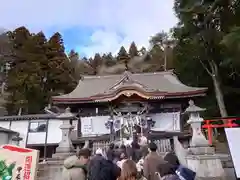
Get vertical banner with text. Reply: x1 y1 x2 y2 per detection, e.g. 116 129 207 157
0 144 39 180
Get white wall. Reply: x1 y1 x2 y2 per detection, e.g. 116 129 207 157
28 132 46 144
0 132 9 145
0 119 65 146
80 112 181 137
0 121 10 129
47 119 62 144
10 120 29 147
28 119 63 145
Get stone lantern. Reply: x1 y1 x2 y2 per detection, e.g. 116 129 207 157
184 100 225 179
184 100 209 148
11 133 23 146
54 107 75 156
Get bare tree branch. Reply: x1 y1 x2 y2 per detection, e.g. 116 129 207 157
199 59 212 76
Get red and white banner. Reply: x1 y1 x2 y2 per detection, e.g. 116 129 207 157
0 145 39 180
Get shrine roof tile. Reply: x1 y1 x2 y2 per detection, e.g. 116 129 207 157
0 126 18 134
0 114 57 121
52 70 207 103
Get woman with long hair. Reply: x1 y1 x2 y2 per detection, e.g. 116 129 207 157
119 160 138 180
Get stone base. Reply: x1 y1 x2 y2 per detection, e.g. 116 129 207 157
186 154 226 179
55 145 75 154
52 152 75 160
188 146 215 155
38 159 64 180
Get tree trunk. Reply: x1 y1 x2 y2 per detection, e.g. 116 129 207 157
212 75 228 117
210 61 228 117
209 62 228 143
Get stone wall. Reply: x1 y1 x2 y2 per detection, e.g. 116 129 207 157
220 154 236 180
37 160 64 180
0 132 9 145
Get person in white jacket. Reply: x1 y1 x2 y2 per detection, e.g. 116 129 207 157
116 152 128 169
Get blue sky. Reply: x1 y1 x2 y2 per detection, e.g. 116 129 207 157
0 0 178 58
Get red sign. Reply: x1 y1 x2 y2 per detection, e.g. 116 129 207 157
0 145 39 180
24 156 32 180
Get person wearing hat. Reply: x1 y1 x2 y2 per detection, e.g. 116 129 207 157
143 142 165 180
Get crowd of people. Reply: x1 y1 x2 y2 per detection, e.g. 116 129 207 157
62 141 195 180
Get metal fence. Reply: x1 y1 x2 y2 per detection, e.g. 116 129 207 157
154 139 172 154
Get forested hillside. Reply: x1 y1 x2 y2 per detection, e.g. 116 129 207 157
0 0 239 117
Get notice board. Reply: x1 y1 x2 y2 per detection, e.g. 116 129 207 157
225 128 240 178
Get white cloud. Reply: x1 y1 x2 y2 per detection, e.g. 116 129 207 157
0 0 178 57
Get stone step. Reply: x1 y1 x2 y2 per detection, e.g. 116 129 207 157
214 142 230 154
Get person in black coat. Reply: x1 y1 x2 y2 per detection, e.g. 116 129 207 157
106 143 115 161
163 151 180 171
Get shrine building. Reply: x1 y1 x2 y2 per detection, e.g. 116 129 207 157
0 70 207 158
52 70 207 148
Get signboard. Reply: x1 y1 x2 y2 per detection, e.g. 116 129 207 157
0 145 39 180
225 128 240 178
151 112 180 131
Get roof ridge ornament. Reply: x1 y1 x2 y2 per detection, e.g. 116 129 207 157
123 70 132 78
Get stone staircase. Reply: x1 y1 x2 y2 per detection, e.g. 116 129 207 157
214 141 230 154
37 159 64 180
213 142 236 180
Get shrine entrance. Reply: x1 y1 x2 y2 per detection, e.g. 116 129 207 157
202 117 240 145
106 101 154 143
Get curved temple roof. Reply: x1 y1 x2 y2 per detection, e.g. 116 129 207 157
52 70 207 104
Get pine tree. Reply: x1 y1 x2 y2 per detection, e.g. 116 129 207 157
46 32 76 94
117 46 129 70
102 53 116 67
5 27 32 114
68 49 81 80
128 41 138 58
20 32 49 113
88 53 102 75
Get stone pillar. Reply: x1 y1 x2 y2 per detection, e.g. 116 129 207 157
52 107 75 159
184 100 226 180
11 133 23 146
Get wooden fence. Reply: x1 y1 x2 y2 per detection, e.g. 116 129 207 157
92 138 172 156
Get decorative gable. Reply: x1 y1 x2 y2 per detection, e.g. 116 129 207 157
109 71 146 91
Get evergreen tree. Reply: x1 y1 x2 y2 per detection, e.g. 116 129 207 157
90 53 102 75
5 27 32 114
128 41 138 58
68 49 81 80
172 0 240 117
22 32 49 113
0 32 11 83
6 28 50 113
139 47 147 55
117 46 129 70
102 53 116 67
46 32 76 94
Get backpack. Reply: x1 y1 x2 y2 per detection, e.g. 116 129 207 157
175 165 196 180
99 159 120 180
90 159 120 180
